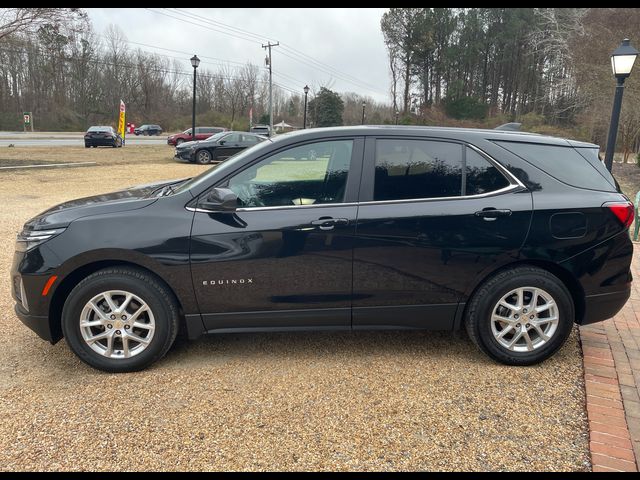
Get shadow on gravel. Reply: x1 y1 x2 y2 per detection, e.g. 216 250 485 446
164 329 487 367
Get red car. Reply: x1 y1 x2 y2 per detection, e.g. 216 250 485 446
167 126 227 146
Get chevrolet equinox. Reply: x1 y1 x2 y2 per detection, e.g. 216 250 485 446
11 126 633 372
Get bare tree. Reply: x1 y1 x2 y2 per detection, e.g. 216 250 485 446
0 8 87 40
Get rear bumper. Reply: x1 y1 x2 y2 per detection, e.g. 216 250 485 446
15 303 55 343
85 139 116 146
580 287 631 325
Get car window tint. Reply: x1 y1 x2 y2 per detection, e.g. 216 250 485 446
226 140 353 207
223 133 242 143
465 148 510 195
494 141 616 192
374 139 462 200
574 147 617 190
243 134 259 144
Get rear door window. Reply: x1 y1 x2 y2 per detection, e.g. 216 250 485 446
373 139 511 201
493 141 616 191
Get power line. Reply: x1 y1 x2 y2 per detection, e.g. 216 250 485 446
150 8 388 97
167 8 375 88
0 45 300 94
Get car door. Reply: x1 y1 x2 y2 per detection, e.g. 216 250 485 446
216 133 243 159
190 137 364 332
352 136 533 330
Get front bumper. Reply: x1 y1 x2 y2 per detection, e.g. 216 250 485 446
175 149 194 161
581 287 631 325
15 303 55 343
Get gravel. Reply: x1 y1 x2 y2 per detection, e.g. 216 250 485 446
0 149 590 471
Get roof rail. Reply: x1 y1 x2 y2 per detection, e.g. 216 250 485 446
494 122 522 131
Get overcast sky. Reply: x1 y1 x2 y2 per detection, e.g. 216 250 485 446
86 8 391 104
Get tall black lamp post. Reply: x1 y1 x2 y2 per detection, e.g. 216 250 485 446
361 101 366 125
190 55 200 142
604 39 638 172
303 85 309 129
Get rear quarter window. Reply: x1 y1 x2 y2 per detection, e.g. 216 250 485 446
493 141 617 192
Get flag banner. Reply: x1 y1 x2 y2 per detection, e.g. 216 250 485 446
118 100 126 143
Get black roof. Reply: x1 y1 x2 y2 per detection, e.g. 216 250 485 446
272 125 598 148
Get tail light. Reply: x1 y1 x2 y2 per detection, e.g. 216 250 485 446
603 201 634 229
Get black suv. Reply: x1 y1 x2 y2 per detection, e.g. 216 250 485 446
134 124 163 136
11 126 633 372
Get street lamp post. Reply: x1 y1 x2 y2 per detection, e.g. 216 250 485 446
361 101 366 125
395 110 399 125
303 85 309 129
190 55 200 142
604 39 638 172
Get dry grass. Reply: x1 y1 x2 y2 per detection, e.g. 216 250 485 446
0 145 176 167
0 147 590 471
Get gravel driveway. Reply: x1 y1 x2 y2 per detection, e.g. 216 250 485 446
0 149 590 471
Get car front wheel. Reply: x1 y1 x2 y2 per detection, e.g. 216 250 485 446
195 149 212 164
175 139 184 146
61 267 179 372
465 266 574 366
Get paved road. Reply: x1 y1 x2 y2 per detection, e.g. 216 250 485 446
0 138 167 147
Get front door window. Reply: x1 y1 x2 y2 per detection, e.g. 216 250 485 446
226 140 353 208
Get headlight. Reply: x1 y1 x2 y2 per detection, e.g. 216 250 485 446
16 228 66 253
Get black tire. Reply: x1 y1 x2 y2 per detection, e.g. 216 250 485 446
61 267 180 373
85 144 90 148
464 266 574 366
195 149 212 164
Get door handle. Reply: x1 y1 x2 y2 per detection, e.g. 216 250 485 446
475 208 512 221
311 217 349 230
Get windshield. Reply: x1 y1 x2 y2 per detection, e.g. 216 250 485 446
88 126 111 132
172 138 275 195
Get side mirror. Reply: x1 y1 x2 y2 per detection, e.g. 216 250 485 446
219 140 226 145
199 187 237 212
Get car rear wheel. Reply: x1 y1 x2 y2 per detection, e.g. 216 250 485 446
195 149 212 164
465 266 574 366
61 267 179 373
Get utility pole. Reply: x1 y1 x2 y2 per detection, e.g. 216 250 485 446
262 41 279 134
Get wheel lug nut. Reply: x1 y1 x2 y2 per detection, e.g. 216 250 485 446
526 323 531 328
121 315 127 320
523 309 527 313
125 325 130 330
107 324 112 329
115 330 121 335
110 314 116 320
514 314 519 318
515 323 521 328
530 315 534 320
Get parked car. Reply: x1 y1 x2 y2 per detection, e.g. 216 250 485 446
12 126 633 372
167 126 227 146
134 124 163 136
84 126 122 148
250 124 272 137
175 131 267 164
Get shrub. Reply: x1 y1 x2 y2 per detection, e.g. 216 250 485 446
443 96 488 120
